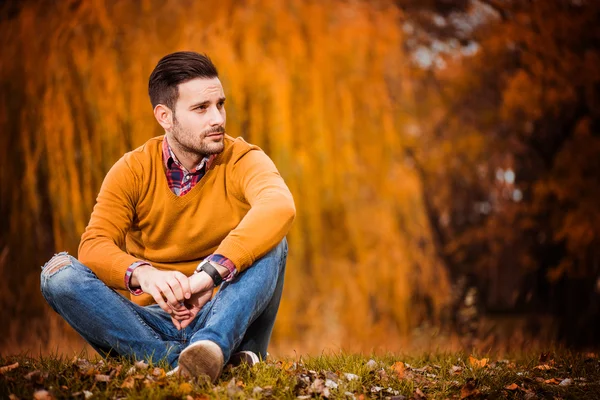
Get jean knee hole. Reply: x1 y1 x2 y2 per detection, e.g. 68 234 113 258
41 253 73 278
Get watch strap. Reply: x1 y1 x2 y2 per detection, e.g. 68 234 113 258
200 261 223 287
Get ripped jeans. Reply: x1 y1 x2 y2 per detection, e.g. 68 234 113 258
39 239 287 368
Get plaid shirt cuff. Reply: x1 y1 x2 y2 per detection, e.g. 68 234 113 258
204 254 237 282
124 261 150 295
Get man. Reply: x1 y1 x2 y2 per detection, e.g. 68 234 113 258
39 51 296 382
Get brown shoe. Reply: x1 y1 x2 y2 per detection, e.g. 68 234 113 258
178 340 224 382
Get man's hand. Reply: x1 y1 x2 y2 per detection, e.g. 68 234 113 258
171 270 219 330
131 264 192 315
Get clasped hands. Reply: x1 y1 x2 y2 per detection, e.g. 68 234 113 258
131 264 225 330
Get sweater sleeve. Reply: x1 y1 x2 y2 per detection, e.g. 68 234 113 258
78 156 142 290
215 149 296 272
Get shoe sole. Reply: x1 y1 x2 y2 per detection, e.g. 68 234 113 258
178 340 223 382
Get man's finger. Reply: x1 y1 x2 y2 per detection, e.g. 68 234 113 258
180 318 193 329
171 316 182 330
148 287 172 314
166 277 185 303
156 282 180 308
171 307 191 319
173 272 192 300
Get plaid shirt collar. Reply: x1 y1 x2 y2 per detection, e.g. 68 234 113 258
162 135 216 173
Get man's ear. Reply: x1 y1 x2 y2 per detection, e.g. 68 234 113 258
154 104 174 131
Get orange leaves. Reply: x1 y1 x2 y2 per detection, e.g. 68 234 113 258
468 356 489 369
390 361 405 378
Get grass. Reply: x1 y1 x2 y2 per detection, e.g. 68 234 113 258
1 350 599 399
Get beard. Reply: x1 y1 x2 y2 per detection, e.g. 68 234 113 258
171 117 225 157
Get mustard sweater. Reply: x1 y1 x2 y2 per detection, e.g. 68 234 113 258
78 134 295 304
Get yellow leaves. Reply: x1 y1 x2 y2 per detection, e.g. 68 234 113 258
390 361 405 378
178 382 193 395
534 361 555 371
468 356 489 369
504 383 519 390
543 378 561 384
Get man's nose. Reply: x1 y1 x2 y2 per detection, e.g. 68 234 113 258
209 106 224 126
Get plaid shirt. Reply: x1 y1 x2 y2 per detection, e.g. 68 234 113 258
124 136 237 295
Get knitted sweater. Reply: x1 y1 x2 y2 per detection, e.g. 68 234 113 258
78 134 295 305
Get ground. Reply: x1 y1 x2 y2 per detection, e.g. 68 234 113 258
1 350 599 399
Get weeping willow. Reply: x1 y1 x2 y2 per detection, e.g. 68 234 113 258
0 0 449 352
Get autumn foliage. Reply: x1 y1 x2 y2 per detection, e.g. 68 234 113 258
1 0 599 354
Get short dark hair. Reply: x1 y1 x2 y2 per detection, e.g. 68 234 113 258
148 51 219 111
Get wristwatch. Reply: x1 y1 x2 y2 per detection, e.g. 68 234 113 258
198 260 223 287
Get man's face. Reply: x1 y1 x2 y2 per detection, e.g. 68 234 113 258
170 77 226 157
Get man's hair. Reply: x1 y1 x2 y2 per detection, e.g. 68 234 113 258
148 51 219 111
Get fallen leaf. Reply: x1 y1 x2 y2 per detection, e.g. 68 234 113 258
343 372 359 381
450 365 463 375
152 367 165 378
24 370 47 384
559 378 572 386
391 361 405 378
325 379 338 389
310 378 326 394
121 376 135 389
33 390 52 400
177 382 193 395
504 383 519 390
534 364 554 370
95 374 111 382
468 356 488 368
544 378 561 385
134 360 149 370
366 359 378 370
0 362 19 374
414 387 427 399
253 387 264 395
460 379 480 399
83 390 93 399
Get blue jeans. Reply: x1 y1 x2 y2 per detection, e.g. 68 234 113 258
40 238 287 368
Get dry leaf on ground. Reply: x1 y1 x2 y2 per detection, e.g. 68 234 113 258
544 378 561 384
414 387 427 399
0 362 19 374
468 356 488 368
33 390 52 400
391 361 405 378
121 376 135 389
460 378 480 399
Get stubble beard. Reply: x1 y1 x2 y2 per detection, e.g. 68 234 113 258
171 119 225 158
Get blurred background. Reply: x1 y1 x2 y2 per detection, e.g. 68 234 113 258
1 0 599 357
